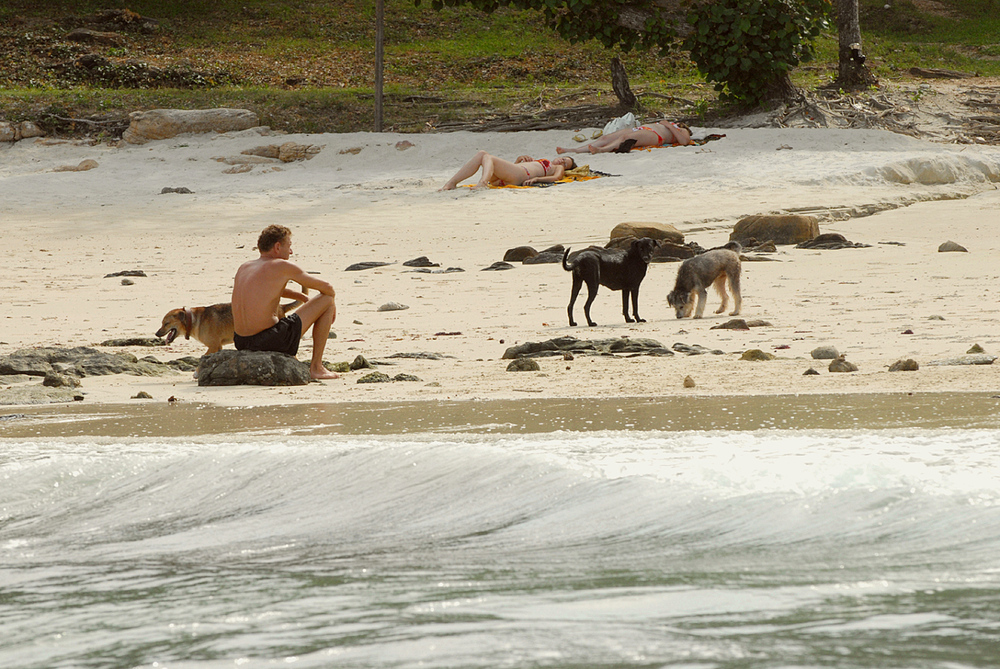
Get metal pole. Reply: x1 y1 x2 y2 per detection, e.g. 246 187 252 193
374 0 384 132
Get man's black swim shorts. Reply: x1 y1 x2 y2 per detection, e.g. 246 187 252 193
233 313 302 356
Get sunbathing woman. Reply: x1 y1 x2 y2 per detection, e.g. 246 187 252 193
439 151 576 191
556 120 692 154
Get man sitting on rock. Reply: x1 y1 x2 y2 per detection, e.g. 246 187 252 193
232 224 339 380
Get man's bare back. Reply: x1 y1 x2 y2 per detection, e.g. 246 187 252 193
232 256 308 337
231 226 339 380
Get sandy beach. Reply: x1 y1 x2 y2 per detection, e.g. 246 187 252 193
2 113 999 415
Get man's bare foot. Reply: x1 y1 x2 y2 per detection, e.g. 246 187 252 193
439 182 457 191
311 366 340 380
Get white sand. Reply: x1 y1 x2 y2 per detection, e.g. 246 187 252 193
1 123 999 407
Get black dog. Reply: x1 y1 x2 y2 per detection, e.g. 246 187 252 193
562 237 659 327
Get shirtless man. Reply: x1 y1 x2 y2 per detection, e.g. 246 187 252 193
232 224 339 380
439 151 575 190
556 120 692 154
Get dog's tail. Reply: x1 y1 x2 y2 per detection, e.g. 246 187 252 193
561 247 573 272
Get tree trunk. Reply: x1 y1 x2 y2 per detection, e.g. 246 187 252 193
834 0 878 89
610 57 638 110
765 71 799 102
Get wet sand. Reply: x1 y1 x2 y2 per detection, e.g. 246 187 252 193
3 392 999 439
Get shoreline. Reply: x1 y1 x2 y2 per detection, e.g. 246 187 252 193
1 126 999 418
3 391 1000 439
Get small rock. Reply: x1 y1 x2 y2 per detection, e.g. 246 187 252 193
53 159 98 172
967 344 985 354
711 319 749 330
345 261 392 271
105 270 147 278
377 302 409 312
482 261 515 271
811 345 839 360
402 256 438 267
828 354 858 373
395 140 415 150
161 187 194 194
132 391 153 399
938 240 968 252
357 371 391 383
325 361 351 373
350 355 374 370
927 354 997 366
507 358 540 372
340 147 363 155
393 373 421 382
683 375 696 388
888 358 919 372
804 367 820 375
43 371 81 388
121 278 134 286
740 349 775 361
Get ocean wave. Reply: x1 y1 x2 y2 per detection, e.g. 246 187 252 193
3 430 999 566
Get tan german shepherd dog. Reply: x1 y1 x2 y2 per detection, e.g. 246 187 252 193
155 290 306 354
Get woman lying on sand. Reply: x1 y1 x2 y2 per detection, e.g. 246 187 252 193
556 120 692 154
440 151 576 190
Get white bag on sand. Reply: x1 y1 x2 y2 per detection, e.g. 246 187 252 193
602 112 637 135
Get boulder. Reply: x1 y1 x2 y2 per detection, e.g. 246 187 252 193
197 350 312 386
504 246 539 262
19 121 47 139
610 222 683 244
0 122 16 142
731 214 819 245
122 108 260 144
651 241 697 261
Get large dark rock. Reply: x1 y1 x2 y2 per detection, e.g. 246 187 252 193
731 214 819 246
0 347 172 377
197 350 312 386
610 222 683 244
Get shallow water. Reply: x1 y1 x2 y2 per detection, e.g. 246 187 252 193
3 414 1000 668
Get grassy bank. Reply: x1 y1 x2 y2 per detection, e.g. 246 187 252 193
1 0 998 137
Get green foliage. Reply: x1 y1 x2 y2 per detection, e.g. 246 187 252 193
414 0 676 51
683 0 830 106
416 0 831 106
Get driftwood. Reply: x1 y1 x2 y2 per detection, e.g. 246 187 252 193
909 67 975 79
775 90 922 137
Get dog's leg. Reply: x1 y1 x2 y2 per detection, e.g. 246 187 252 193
729 267 742 315
567 275 583 326
693 288 709 318
583 275 600 327
713 272 729 314
620 289 635 323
